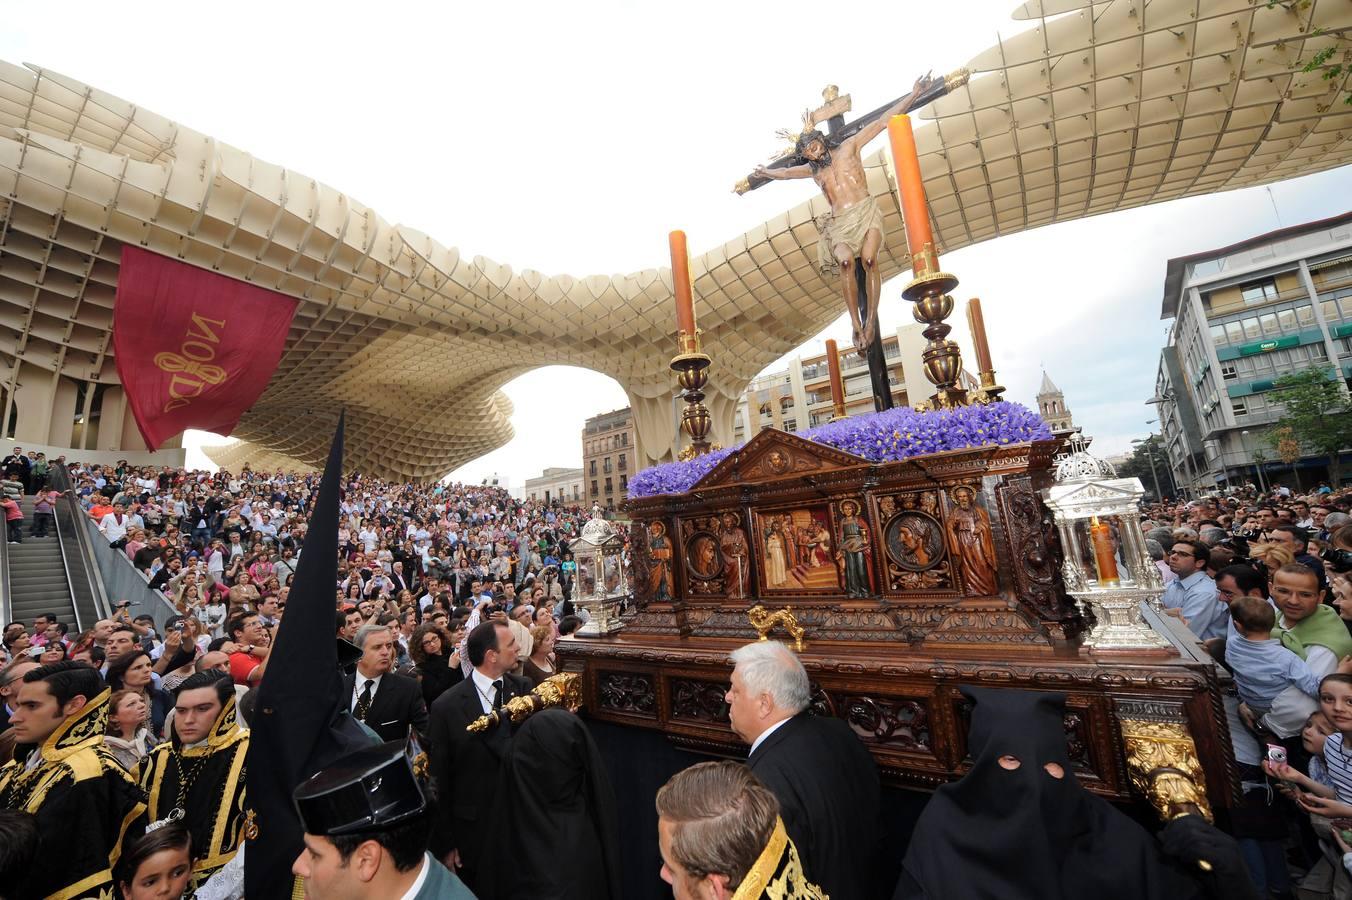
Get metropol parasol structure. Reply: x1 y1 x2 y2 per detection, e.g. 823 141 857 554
0 0 1348 481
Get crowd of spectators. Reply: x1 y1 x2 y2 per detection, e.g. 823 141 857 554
1138 481 1352 897
0 460 617 758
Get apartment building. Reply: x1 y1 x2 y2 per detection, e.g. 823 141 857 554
582 407 635 509
1156 211 1352 492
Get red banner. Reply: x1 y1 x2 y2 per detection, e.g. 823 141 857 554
113 246 298 450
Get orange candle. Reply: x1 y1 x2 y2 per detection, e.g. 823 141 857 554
669 230 696 338
1089 516 1120 586
967 298 994 373
825 339 846 415
887 114 937 276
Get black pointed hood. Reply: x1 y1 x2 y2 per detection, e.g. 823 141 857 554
244 414 376 899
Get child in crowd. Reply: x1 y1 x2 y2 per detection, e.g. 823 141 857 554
1270 675 1352 895
1268 710 1337 795
1228 595 1322 735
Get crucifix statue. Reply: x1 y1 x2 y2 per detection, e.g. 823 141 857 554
737 70 969 412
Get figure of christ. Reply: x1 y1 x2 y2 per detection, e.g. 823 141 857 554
755 74 935 359
766 525 789 586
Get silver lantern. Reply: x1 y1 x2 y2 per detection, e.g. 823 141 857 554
1042 445 1170 649
570 510 628 636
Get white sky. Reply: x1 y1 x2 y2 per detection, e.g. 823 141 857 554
5 2 1350 482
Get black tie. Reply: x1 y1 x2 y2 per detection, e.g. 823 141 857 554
355 680 373 721
492 679 505 711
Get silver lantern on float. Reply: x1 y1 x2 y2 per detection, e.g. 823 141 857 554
570 509 627 636
1042 442 1170 649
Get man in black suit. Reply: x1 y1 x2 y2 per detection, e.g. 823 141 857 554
726 639 881 899
344 623 428 744
427 619 528 892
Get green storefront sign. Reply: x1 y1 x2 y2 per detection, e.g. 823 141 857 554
1238 335 1300 356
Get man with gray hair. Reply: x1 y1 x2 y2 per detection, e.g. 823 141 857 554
342 622 427 743
726 640 879 899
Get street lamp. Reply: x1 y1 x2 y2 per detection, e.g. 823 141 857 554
1241 429 1266 493
1131 435 1163 500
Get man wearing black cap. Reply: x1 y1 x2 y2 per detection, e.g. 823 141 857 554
292 741 475 899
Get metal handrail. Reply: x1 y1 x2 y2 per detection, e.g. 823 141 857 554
54 465 178 632
50 495 87 635
48 467 107 632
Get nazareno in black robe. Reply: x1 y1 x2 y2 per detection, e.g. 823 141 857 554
894 686 1260 900
477 709 623 900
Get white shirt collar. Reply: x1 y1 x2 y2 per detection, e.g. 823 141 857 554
471 668 504 714
749 715 793 756
395 854 431 900
352 671 384 705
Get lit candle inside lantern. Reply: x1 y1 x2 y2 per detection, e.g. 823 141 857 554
669 230 696 339
887 114 937 276
825 339 846 416
967 298 994 374
1089 516 1120 586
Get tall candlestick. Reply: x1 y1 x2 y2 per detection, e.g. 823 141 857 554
669 230 696 339
825 339 847 419
967 298 994 374
1089 516 1121 586
887 114 937 276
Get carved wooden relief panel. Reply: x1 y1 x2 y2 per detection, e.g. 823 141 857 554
874 489 956 594
752 503 842 594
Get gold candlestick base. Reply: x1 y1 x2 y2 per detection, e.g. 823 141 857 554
902 270 969 410
671 329 714 459
968 370 1007 405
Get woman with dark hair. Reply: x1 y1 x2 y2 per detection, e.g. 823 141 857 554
115 820 193 900
38 640 66 666
410 622 462 706
105 648 172 739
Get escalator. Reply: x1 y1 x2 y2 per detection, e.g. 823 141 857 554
3 492 78 630
1 468 178 637
0 480 107 638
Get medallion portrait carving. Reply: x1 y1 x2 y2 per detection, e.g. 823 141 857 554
754 504 841 592
884 510 945 572
686 531 722 580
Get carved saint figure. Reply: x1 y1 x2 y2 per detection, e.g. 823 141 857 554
755 74 935 357
837 499 872 598
720 512 751 599
947 485 997 596
646 520 672 600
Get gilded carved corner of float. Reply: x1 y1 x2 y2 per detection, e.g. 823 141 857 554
1120 718 1213 823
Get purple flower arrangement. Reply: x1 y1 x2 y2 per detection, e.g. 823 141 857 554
627 401 1051 498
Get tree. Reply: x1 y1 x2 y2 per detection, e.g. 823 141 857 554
1117 435 1177 500
1269 369 1352 487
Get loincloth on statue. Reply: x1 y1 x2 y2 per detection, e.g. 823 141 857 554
815 196 885 273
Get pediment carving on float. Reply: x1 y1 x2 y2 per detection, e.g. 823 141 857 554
691 429 870 490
